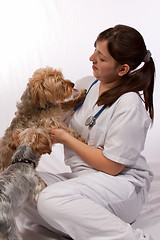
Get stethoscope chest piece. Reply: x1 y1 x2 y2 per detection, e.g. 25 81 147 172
72 79 107 128
85 116 96 128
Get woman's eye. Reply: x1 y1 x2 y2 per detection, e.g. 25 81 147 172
100 58 105 62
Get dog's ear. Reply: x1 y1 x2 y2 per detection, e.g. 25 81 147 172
28 67 56 108
32 132 52 156
8 129 22 150
28 79 45 108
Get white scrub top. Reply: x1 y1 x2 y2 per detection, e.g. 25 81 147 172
64 79 152 197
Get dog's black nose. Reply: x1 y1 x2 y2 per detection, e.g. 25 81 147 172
71 82 75 88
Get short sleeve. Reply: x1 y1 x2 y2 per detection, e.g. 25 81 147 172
103 94 151 166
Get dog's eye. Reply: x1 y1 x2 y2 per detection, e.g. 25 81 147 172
58 79 65 85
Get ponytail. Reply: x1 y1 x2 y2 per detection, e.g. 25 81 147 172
142 58 155 121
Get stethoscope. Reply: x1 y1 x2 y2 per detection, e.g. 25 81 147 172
71 79 107 128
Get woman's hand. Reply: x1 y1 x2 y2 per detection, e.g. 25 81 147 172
49 128 70 144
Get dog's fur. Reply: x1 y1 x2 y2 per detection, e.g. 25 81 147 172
0 127 53 240
0 67 86 172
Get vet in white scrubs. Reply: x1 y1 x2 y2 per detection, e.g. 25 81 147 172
22 79 153 240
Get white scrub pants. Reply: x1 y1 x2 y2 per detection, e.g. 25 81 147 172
21 170 152 240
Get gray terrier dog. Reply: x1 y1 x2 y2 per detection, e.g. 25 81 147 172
0 127 53 240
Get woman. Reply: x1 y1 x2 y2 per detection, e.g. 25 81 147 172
23 25 155 240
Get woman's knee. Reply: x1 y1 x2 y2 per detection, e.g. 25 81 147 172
37 182 74 220
37 187 60 218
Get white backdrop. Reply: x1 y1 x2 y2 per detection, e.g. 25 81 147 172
0 1 160 239
0 0 159 162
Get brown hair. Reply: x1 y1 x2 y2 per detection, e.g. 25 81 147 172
95 25 155 121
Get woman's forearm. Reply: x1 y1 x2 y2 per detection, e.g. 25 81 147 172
63 132 124 176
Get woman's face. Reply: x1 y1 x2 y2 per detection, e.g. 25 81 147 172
89 40 122 88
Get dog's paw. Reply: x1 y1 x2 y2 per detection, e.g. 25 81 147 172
33 176 47 202
73 88 87 104
78 135 87 144
72 131 87 144
78 89 87 99
0 166 6 173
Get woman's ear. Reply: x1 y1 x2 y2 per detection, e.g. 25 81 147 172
118 64 130 77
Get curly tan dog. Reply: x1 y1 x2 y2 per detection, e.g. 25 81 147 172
0 67 86 172
0 127 53 240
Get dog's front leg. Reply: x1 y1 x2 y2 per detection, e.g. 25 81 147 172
0 141 14 173
60 89 86 112
33 175 47 202
65 128 87 144
53 124 87 144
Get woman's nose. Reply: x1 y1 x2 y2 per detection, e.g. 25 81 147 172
89 52 95 62
89 54 93 62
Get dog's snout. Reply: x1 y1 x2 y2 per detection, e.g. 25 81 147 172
66 80 75 88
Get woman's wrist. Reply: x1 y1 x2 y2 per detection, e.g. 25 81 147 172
63 132 76 145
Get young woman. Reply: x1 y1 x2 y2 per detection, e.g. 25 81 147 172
22 25 155 240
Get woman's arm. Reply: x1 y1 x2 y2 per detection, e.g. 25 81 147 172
49 129 124 176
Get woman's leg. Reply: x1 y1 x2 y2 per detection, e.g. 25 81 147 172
37 172 150 240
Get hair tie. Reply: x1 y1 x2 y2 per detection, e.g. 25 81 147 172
143 50 151 63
